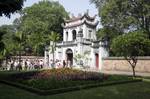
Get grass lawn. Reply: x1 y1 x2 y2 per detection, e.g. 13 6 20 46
0 81 150 99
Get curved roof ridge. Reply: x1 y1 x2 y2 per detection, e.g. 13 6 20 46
64 12 97 23
62 20 99 29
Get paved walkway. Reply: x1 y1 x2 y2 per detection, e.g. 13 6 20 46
101 70 150 77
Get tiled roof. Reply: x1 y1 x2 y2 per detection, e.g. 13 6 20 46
64 13 97 23
62 20 99 29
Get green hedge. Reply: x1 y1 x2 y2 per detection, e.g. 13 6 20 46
0 69 142 95
0 69 104 90
0 79 142 95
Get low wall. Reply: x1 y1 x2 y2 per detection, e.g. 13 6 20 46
11 56 44 61
102 57 150 74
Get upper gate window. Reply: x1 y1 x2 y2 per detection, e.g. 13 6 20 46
72 30 77 41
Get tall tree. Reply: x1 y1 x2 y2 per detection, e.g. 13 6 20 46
0 0 25 17
0 25 15 59
111 31 150 77
0 30 5 59
90 0 107 11
97 27 123 56
19 0 68 55
0 25 25 61
48 31 60 68
14 32 25 66
0 25 17 66
91 0 150 35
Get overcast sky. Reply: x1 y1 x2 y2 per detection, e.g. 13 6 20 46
0 0 98 26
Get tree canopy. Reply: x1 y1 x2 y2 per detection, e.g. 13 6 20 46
111 31 150 77
20 1 68 35
0 0 25 17
0 25 17 57
18 0 69 55
92 0 150 35
0 1 69 58
91 0 150 56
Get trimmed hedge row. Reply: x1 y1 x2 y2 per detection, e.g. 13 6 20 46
0 79 142 95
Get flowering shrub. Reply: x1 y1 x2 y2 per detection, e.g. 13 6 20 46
32 68 103 81
0 69 133 90
6 68 104 90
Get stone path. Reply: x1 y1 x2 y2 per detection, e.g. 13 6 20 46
101 70 150 77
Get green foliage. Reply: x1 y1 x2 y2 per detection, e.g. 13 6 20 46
74 51 91 66
111 31 150 77
0 30 5 59
48 31 60 65
90 0 106 10
0 80 150 99
92 0 150 35
97 27 122 43
111 31 150 57
0 69 103 90
0 25 26 61
97 27 123 56
0 25 16 59
20 0 68 35
19 0 68 55
0 0 25 17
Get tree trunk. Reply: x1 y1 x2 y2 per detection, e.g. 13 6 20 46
18 50 22 71
125 57 137 78
132 66 136 78
52 46 55 68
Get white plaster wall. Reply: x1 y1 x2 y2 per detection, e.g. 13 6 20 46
82 45 92 67
90 48 95 69
82 24 86 38
63 29 66 41
83 25 96 40
99 44 109 70
46 15 100 69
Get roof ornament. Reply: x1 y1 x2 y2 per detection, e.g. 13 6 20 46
86 9 89 15
71 13 75 18
78 13 82 17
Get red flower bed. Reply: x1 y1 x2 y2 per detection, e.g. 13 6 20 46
32 68 103 81
5 68 104 90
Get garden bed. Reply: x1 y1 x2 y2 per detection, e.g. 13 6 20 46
0 68 141 95
0 68 104 90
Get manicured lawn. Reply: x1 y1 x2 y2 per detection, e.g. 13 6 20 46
0 81 150 99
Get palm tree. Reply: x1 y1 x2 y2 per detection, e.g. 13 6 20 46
0 30 5 60
47 31 60 68
14 32 25 67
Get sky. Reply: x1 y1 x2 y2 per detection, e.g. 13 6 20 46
0 0 98 26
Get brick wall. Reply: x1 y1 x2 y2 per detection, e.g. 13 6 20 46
102 57 150 73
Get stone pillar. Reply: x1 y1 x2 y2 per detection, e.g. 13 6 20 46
77 28 83 55
63 29 66 41
75 29 83 68
44 50 47 68
90 47 96 69
99 41 109 70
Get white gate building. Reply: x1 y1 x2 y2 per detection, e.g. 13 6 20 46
45 11 108 71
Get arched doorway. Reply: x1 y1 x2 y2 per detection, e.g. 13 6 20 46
95 53 99 69
66 32 68 41
66 49 73 67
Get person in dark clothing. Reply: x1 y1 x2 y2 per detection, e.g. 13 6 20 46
63 60 66 68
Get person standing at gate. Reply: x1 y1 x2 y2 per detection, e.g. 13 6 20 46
63 60 66 68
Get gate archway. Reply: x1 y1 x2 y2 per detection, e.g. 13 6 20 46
66 49 73 67
95 53 99 69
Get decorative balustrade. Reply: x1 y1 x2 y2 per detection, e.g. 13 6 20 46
57 40 77 46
